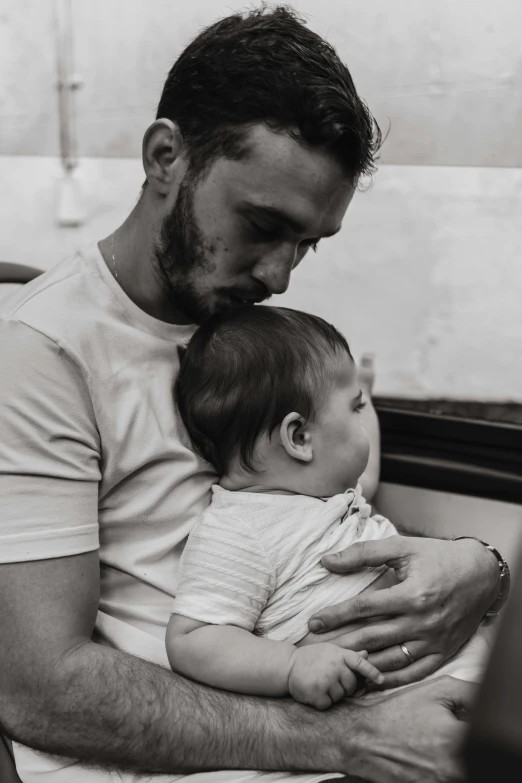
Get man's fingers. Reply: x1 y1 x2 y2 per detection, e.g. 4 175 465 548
369 654 442 690
308 583 412 633
368 640 430 672
321 536 407 573
310 614 409 649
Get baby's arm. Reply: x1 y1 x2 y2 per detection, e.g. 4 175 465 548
167 614 295 696
167 614 383 710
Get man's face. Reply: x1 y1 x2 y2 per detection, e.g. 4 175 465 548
154 124 355 323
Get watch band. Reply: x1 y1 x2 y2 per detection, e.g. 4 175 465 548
453 536 510 617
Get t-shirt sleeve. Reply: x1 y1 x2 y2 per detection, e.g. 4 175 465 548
172 513 275 631
0 319 101 563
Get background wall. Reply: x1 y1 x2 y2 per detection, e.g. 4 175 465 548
1 0 521 401
3 0 522 165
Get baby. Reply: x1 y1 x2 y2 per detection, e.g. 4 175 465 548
167 306 493 710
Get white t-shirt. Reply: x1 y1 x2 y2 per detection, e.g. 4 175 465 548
173 485 397 643
0 245 338 783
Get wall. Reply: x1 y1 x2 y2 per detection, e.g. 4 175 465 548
2 0 522 166
1 0 521 401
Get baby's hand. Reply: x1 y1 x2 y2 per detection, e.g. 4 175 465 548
287 643 383 710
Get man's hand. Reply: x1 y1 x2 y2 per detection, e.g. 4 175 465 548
287 644 383 710
305 535 500 688
338 676 476 783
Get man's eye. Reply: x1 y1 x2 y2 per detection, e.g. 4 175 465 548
249 220 319 253
250 221 277 240
300 238 320 253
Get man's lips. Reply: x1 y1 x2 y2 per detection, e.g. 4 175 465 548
229 292 267 305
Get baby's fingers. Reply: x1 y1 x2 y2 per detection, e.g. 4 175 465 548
328 681 346 704
313 693 333 711
344 649 384 685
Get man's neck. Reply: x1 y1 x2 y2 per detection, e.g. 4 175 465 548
99 200 191 325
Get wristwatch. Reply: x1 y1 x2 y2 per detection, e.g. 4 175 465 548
453 536 511 617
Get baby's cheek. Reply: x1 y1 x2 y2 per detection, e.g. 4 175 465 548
360 427 371 461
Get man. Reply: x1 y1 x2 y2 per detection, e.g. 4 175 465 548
0 7 505 783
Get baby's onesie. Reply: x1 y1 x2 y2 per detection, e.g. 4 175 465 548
172 484 495 684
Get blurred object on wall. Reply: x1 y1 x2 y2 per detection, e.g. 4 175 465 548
53 0 85 226
464 544 522 781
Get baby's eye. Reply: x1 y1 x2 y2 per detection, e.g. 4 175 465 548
354 401 367 414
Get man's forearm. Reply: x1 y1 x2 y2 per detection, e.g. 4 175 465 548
7 639 343 776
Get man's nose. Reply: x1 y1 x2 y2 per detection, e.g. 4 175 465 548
252 247 296 296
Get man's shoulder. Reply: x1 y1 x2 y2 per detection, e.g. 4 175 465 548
1 245 106 326
0 244 119 360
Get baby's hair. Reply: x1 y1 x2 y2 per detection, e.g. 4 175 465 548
175 306 352 475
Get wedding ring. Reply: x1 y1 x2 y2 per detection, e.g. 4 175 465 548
400 642 415 664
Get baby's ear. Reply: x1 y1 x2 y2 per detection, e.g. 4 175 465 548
279 412 313 463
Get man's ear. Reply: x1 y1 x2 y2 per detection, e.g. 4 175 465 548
279 412 313 463
142 119 185 195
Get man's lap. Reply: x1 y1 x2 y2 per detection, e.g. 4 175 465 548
14 742 343 783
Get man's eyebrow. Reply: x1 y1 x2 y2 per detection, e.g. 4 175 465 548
250 205 342 238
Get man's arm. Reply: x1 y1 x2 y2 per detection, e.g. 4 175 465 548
1 551 339 773
0 552 331 774
0 550 474 782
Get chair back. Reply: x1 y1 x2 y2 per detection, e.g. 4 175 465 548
0 261 43 284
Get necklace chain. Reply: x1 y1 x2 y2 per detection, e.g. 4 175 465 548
110 233 118 280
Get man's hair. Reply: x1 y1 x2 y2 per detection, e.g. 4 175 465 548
175 306 352 474
155 4 381 184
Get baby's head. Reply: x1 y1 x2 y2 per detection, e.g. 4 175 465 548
176 306 370 497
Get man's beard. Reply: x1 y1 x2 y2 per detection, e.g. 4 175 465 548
153 172 218 324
